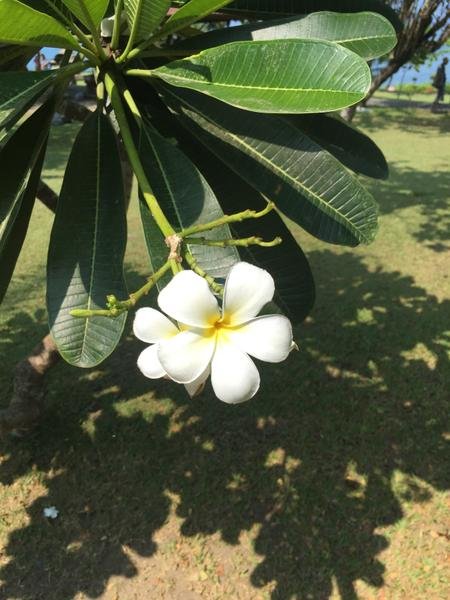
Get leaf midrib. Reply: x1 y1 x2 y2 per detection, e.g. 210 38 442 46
171 89 371 242
0 75 52 119
158 72 362 96
81 112 101 362
142 123 183 227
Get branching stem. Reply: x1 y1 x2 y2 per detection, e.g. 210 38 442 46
111 0 124 50
70 261 172 318
76 1 107 60
104 73 175 232
185 235 282 248
179 202 276 238
183 253 224 295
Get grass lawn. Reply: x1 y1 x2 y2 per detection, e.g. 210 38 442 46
374 90 438 105
0 103 449 600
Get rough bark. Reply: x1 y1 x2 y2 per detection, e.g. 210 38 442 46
340 105 358 122
0 335 60 436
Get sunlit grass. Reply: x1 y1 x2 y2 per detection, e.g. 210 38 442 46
0 104 449 599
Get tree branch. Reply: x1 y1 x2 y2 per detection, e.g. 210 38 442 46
0 335 60 436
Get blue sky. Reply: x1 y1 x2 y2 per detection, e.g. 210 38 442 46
390 49 450 85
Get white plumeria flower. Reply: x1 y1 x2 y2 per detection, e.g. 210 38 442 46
133 262 294 404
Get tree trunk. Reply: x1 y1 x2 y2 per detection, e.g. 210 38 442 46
0 335 60 436
363 61 402 105
340 105 358 122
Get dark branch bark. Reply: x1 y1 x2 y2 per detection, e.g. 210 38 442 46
0 335 60 436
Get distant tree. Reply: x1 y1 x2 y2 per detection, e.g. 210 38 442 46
341 0 449 120
370 0 450 99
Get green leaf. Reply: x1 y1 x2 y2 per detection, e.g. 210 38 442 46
123 0 170 43
153 39 371 114
0 43 35 69
227 1 403 32
158 85 378 246
15 0 68 19
0 0 79 49
177 12 397 61
0 100 53 304
0 70 57 130
137 116 239 289
61 0 109 27
176 136 315 323
47 111 128 368
287 114 389 180
158 0 233 38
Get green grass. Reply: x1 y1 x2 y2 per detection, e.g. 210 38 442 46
374 89 449 106
0 104 449 600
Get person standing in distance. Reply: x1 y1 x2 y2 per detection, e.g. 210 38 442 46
431 57 448 111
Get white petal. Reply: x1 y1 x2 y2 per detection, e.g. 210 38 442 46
133 307 178 343
100 16 114 37
158 270 220 328
223 262 275 325
137 345 167 379
210 343 260 404
227 315 293 363
158 330 216 384
184 365 210 398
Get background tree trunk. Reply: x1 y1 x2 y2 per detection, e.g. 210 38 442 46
0 336 60 436
341 1 450 122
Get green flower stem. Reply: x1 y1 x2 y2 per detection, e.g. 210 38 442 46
96 78 105 110
70 308 112 318
121 86 144 129
183 252 223 295
111 0 124 51
125 68 154 78
179 202 276 238
77 46 101 67
76 1 107 61
105 71 180 275
74 28 96 52
104 72 176 236
120 39 161 64
117 0 144 62
39 1 99 66
118 92 180 274
185 235 283 248
70 261 172 318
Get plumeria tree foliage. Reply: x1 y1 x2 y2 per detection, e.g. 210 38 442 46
0 0 397 403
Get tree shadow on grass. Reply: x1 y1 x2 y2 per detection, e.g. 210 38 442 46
366 162 450 252
0 251 449 599
357 105 450 136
